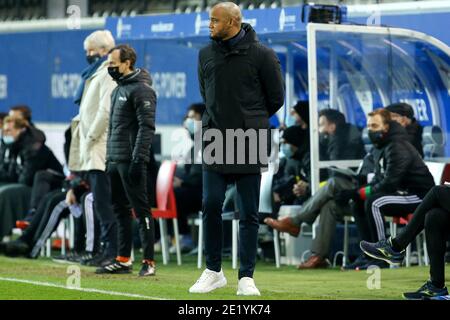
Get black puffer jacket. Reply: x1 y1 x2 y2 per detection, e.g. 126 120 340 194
0 128 63 186
106 68 157 163
320 123 366 161
370 121 434 197
405 119 424 158
198 23 285 174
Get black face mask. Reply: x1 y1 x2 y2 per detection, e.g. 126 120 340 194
368 130 385 147
108 66 123 81
86 54 101 65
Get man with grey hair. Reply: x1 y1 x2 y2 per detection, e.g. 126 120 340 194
70 30 118 266
189 2 284 295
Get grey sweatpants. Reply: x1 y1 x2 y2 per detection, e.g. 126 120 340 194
291 177 355 258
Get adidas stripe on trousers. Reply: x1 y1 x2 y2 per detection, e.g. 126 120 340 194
354 192 423 242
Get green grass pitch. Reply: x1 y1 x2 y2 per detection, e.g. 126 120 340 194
0 254 448 300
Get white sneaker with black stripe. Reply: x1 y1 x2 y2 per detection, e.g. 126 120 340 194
95 259 132 274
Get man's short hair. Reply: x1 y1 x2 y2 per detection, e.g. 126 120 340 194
10 105 32 122
368 108 392 125
109 44 137 69
188 103 206 116
319 109 345 127
3 116 28 129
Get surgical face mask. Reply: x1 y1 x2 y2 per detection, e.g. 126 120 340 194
2 135 15 145
86 53 101 65
281 143 294 158
285 115 297 127
368 130 385 147
184 118 196 135
108 66 123 80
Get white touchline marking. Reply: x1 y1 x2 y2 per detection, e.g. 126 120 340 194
0 277 169 300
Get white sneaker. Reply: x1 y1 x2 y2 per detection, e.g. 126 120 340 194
189 269 227 293
237 277 261 296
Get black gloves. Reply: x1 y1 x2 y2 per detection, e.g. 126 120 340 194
128 161 143 185
334 188 359 206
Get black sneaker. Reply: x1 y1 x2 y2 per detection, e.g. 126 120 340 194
97 256 117 268
0 242 7 254
341 254 369 270
95 259 132 274
360 238 405 266
403 281 448 300
52 251 82 264
77 252 94 263
5 240 30 257
139 261 156 277
81 252 105 266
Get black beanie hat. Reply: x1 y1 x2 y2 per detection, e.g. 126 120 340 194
293 100 309 125
385 102 414 119
282 125 305 148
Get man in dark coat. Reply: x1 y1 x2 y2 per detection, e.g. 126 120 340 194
318 109 366 161
97 44 157 277
0 116 63 240
0 117 62 186
189 2 284 296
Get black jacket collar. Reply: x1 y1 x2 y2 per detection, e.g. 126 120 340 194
213 23 258 54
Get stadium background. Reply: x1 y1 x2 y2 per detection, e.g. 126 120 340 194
0 0 449 164
0 0 449 301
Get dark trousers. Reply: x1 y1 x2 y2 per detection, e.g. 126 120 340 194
202 170 261 279
392 186 450 288
353 192 423 242
21 190 66 247
79 192 101 254
29 170 64 211
86 170 117 258
291 177 354 258
108 162 155 260
23 190 69 258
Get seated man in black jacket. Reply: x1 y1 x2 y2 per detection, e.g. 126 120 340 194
337 108 434 269
318 109 366 162
385 102 424 158
0 116 63 240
